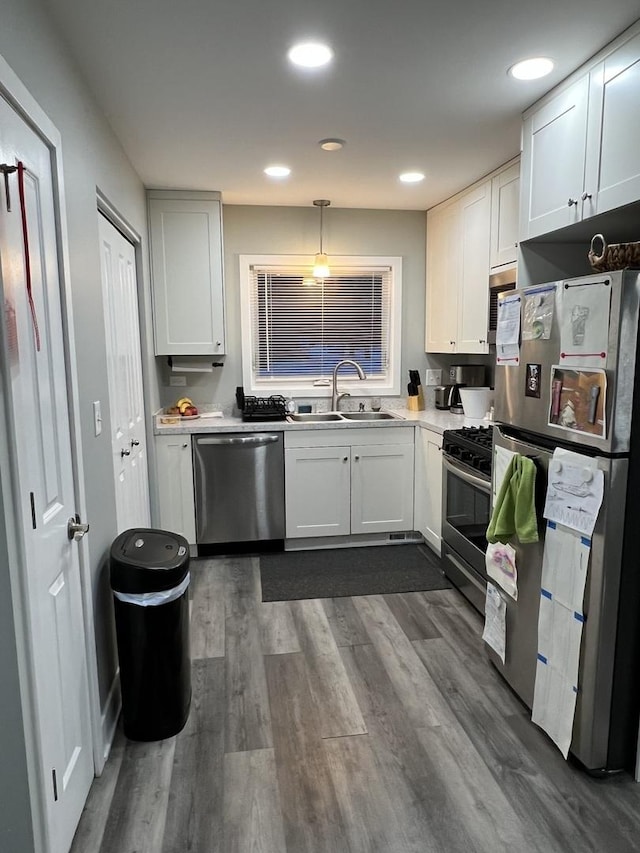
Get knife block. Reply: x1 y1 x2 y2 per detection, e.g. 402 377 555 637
406 388 424 411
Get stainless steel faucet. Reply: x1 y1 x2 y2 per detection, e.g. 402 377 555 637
331 359 367 410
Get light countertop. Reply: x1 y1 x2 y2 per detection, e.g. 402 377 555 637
154 406 491 436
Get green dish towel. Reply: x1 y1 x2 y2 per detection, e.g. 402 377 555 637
487 455 538 544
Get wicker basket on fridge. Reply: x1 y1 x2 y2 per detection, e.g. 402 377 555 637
588 233 640 272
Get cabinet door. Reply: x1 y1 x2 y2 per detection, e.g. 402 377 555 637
425 202 459 353
149 195 225 356
490 163 520 270
520 76 589 239
457 182 491 354
285 447 351 538
351 444 414 534
587 32 640 216
155 435 196 544
414 428 443 553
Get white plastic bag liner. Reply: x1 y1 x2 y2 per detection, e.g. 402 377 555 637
113 572 190 607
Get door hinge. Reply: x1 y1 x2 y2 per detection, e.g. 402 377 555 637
52 768 58 802
29 492 36 530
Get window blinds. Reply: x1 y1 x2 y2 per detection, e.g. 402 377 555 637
249 265 392 381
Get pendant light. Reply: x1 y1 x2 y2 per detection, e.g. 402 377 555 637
312 199 331 278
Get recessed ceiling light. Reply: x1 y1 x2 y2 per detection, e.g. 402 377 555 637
319 138 346 151
264 165 291 178
288 42 333 68
399 172 425 184
509 57 554 80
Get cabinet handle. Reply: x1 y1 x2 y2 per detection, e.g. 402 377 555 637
478 339 486 344
343 456 348 462
354 455 360 461
130 439 140 447
120 448 131 457
581 191 592 201
567 198 578 207
216 340 222 346
182 443 188 448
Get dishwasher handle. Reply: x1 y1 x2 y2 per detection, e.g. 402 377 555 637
195 434 281 447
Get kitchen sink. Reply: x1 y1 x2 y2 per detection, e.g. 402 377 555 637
340 411 401 420
287 412 345 422
287 410 403 423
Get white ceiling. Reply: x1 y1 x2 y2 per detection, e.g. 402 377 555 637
44 0 640 210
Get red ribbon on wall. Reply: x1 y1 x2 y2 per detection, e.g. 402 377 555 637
17 161 41 352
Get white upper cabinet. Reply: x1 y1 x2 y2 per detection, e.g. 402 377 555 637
520 77 590 240
490 161 520 270
586 31 640 216
425 179 491 354
457 181 491 353
149 190 226 356
521 27 640 240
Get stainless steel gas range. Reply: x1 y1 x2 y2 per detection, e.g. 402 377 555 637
441 425 493 612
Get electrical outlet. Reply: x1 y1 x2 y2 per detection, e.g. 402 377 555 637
170 375 187 387
425 369 442 386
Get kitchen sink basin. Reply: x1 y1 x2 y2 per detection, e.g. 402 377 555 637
287 412 345 422
340 411 401 420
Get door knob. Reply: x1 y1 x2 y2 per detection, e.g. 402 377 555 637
581 191 592 201
567 198 578 207
121 448 131 457
67 514 90 541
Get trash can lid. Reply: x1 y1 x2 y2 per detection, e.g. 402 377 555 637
110 528 190 594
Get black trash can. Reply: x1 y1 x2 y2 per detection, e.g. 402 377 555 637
110 528 191 741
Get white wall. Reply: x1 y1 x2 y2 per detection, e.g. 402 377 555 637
157 204 431 408
0 2 156 845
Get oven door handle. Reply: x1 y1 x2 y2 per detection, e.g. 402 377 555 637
443 455 491 494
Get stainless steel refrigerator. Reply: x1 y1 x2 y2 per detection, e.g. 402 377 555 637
492 268 640 774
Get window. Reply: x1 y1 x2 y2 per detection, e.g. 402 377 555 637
240 255 402 396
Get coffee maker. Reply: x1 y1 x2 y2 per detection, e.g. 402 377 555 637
434 365 486 413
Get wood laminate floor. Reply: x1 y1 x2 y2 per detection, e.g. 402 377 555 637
71 556 640 853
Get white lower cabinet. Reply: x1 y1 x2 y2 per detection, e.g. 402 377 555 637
155 434 196 544
413 427 443 554
285 427 415 539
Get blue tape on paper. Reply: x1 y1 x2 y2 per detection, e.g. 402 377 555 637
537 653 548 664
581 536 591 547
541 588 553 600
574 612 585 623
548 520 557 530
524 284 557 296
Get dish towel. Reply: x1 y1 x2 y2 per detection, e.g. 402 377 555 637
487 454 538 544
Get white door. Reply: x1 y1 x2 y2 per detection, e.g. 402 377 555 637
98 214 150 532
425 201 459 353
284 446 351 538
0 96 93 853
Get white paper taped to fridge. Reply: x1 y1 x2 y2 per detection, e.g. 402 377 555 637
493 445 517 503
496 294 521 366
531 655 578 760
542 521 591 614
543 448 604 536
559 277 611 368
482 583 507 663
522 284 556 341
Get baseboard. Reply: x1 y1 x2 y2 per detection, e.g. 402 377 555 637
285 531 423 551
97 671 121 774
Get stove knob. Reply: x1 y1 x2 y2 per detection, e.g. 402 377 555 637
460 450 473 463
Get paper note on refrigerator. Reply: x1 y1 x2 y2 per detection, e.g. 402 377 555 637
559 277 611 368
496 294 521 366
482 583 507 663
543 448 604 536
493 445 517 504
486 542 518 600
532 519 591 760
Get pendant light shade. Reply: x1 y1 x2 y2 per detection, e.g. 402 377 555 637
313 199 330 278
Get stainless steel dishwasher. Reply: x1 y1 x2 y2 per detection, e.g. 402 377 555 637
192 433 284 544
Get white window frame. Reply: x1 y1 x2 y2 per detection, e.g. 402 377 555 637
239 254 402 398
